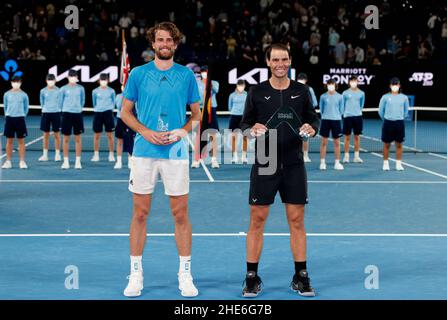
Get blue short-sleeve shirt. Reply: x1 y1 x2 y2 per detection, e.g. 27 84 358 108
123 61 200 159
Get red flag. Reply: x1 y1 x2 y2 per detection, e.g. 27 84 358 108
120 30 130 87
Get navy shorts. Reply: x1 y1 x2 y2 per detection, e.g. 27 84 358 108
61 112 84 135
115 118 127 139
4 116 27 139
93 110 115 133
319 119 343 139
343 116 363 135
249 163 308 205
123 127 136 155
40 112 61 133
382 119 405 143
228 115 243 131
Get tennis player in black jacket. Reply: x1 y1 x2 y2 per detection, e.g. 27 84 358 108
240 43 320 298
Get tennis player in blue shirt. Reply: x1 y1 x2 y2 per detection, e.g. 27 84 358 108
60 69 85 169
319 79 345 170
91 73 116 163
342 76 365 164
379 77 409 171
38 74 62 162
120 22 201 298
228 79 248 164
2 76 29 169
297 73 318 163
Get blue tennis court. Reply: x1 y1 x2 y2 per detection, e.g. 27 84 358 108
1 115 447 300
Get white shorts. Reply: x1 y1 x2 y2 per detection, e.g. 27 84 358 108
129 157 189 196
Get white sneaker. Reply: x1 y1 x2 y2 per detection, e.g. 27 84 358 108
334 162 344 170
343 154 350 163
353 156 363 163
75 161 82 169
303 154 312 163
383 161 390 171
241 154 248 164
178 272 199 297
19 161 28 169
108 154 115 162
396 162 404 171
114 161 122 169
2 160 12 169
61 161 70 169
123 273 144 297
54 153 62 162
319 162 327 170
38 155 49 162
191 160 200 168
91 154 100 162
211 158 220 169
231 154 238 164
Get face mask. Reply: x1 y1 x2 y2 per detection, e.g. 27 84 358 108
236 85 245 92
47 80 55 87
350 82 358 89
11 82 21 89
297 80 306 84
100 80 108 87
391 85 399 93
68 77 78 84
201 72 207 79
327 85 335 92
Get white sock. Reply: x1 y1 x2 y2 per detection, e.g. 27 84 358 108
304 151 309 157
320 158 326 164
383 160 389 164
242 151 247 157
109 152 114 157
43 149 48 157
94 151 99 158
55 150 61 156
75 156 81 163
179 256 191 274
335 159 340 165
117 156 122 163
396 160 402 166
232 152 237 158
64 157 69 163
130 255 143 274
354 151 360 158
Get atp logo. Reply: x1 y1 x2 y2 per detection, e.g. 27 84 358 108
0 60 23 81
409 72 434 86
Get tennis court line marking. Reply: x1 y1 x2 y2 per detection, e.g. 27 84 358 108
0 136 44 160
1 233 447 237
340 134 447 180
2 179 447 184
428 153 447 160
185 135 214 182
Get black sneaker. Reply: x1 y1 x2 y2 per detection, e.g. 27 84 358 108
242 271 263 297
291 270 316 297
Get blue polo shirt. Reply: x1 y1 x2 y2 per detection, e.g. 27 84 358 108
115 93 123 118
228 91 247 115
320 92 344 120
123 61 200 159
3 90 29 117
197 80 219 108
40 87 62 113
378 93 409 121
342 88 365 117
92 86 116 112
60 84 85 113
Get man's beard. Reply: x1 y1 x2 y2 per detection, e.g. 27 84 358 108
155 47 175 60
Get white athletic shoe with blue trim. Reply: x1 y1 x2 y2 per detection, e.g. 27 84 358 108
178 272 198 297
123 272 144 297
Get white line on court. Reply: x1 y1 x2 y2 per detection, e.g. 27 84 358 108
1 233 447 237
0 136 44 160
2 179 447 184
428 152 447 160
186 135 214 182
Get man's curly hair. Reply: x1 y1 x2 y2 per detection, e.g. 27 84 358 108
147 22 183 45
